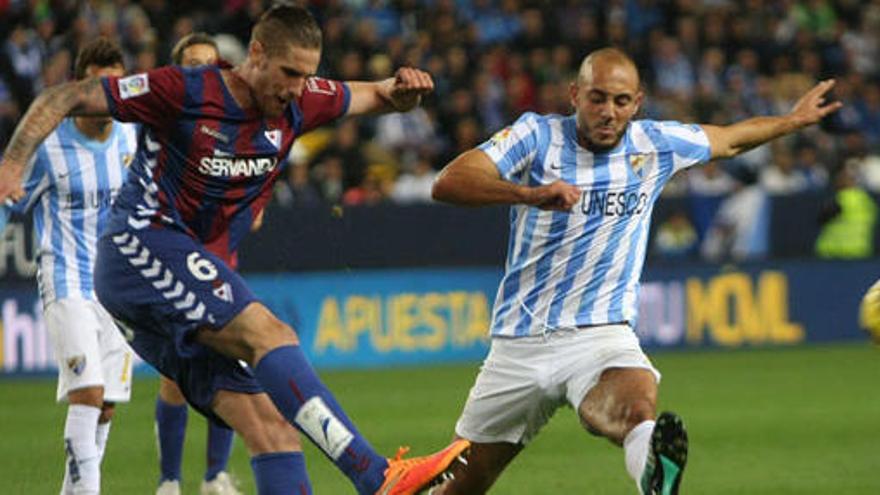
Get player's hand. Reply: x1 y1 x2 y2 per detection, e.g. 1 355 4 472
388 67 434 112
0 160 25 205
527 180 580 211
789 79 843 128
860 279 880 344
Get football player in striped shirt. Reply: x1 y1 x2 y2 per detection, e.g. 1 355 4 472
1 38 138 495
0 6 467 495
153 32 242 495
431 48 841 495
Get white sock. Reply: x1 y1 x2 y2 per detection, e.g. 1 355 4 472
624 420 655 486
95 421 111 465
63 404 102 495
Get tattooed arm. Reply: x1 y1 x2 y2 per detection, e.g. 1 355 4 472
0 77 109 202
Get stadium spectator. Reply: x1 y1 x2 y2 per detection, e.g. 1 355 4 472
855 83 880 147
651 37 695 100
794 143 831 190
843 132 880 193
0 37 137 495
391 155 438 204
431 47 840 495
815 163 879 259
687 161 737 196
4 22 43 99
653 210 699 259
275 162 323 207
311 118 368 192
0 5 468 495
701 169 771 262
761 142 813 195
342 163 395 206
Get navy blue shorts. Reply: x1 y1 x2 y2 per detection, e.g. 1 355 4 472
94 227 262 424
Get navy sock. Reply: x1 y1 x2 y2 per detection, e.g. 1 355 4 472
254 345 387 494
205 423 234 481
251 452 312 495
155 399 188 482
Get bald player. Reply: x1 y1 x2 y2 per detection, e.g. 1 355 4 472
431 48 841 495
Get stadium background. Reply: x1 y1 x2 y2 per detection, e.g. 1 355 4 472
1 0 879 493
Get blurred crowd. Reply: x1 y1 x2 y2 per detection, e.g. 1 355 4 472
1 0 879 260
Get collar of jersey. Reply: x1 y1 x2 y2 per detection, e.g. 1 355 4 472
61 117 121 153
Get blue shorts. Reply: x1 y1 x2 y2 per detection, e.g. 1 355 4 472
94 227 262 423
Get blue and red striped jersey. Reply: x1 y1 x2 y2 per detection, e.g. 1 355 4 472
100 64 350 261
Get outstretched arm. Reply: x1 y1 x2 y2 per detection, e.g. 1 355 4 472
432 149 581 211
0 77 110 202
702 79 842 160
345 67 434 116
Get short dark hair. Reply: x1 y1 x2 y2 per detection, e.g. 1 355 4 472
171 32 219 65
74 37 124 80
252 5 322 56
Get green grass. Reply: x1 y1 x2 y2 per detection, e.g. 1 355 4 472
1 343 879 494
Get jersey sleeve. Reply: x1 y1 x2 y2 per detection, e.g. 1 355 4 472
295 77 351 133
101 66 185 128
477 112 541 181
656 121 712 173
12 152 49 215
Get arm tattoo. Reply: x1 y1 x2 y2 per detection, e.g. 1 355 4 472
4 78 110 166
71 78 112 117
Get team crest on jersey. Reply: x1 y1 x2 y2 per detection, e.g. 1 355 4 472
490 127 513 146
66 355 87 375
628 153 650 178
264 129 282 150
118 74 150 100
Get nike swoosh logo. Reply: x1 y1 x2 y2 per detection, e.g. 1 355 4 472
321 417 331 441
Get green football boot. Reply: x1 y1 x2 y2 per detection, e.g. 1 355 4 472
640 411 688 495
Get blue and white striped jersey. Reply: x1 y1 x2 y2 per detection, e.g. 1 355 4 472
479 113 711 338
11 118 137 305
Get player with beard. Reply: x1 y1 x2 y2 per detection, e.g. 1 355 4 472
431 47 840 495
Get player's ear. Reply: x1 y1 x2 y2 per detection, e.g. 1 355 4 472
248 40 266 65
633 89 645 117
569 82 579 109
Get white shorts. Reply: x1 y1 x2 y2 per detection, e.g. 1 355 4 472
455 324 660 445
45 298 134 403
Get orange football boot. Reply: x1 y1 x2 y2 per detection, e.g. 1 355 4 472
375 439 470 495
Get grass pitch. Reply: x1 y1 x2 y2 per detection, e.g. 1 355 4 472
1 343 878 494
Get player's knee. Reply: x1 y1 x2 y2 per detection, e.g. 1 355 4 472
68 386 104 408
158 377 186 405
243 317 298 362
100 402 116 423
579 395 654 441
